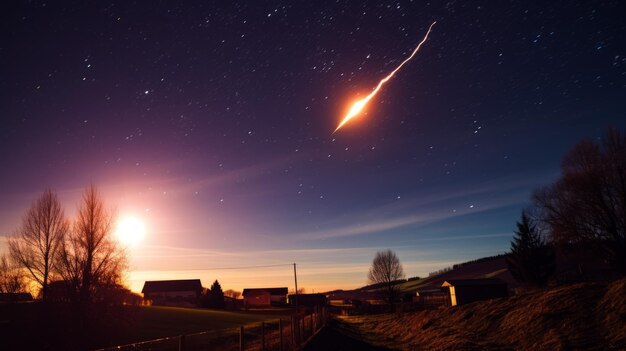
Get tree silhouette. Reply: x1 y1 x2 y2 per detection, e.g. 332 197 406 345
55 185 127 304
368 249 405 303
288 287 305 294
0 254 26 293
506 212 555 285
224 289 241 299
8 189 68 300
534 128 626 273
204 280 225 308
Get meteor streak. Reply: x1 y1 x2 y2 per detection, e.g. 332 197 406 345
334 21 436 133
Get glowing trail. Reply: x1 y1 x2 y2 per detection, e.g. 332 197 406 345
334 21 436 133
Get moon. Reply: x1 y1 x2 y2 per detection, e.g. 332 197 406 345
116 217 146 246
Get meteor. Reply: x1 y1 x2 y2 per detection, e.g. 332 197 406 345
334 21 437 133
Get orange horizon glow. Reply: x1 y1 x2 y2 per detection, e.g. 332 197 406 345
334 21 437 133
126 268 366 295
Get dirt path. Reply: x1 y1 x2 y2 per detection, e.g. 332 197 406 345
302 319 397 351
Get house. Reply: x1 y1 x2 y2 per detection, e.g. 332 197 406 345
142 279 203 306
0 292 33 302
441 278 508 306
47 280 73 302
242 287 288 306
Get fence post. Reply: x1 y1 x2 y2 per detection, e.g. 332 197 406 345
239 326 245 351
261 322 265 351
318 307 322 328
291 316 295 346
279 319 284 351
310 313 314 336
178 334 185 351
297 315 301 344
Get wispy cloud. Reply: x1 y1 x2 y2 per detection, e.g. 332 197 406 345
288 181 530 240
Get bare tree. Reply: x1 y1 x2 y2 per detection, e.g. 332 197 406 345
224 289 242 299
8 189 68 300
288 287 306 296
0 254 27 293
368 249 405 303
533 128 626 273
56 185 127 304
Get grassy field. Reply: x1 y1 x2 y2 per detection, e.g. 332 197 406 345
125 305 290 343
0 302 292 350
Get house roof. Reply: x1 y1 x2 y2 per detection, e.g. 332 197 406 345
242 287 288 296
415 288 445 296
441 278 506 288
287 293 326 297
0 292 33 301
142 279 202 294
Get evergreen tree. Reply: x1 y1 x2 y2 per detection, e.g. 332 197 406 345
506 212 555 285
207 280 225 308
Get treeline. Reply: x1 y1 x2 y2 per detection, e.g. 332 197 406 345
0 185 129 304
453 254 507 270
0 185 136 350
360 278 408 291
426 254 508 278
507 128 626 286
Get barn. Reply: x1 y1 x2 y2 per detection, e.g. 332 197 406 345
441 278 508 306
142 279 203 306
242 287 288 306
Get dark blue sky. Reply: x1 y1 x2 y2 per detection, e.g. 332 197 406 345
1 0 625 291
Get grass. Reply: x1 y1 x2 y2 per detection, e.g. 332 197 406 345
0 302 292 350
126 305 290 342
334 278 626 350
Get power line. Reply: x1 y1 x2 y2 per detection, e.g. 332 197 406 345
136 263 294 272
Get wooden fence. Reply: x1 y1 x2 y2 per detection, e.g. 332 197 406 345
94 307 329 351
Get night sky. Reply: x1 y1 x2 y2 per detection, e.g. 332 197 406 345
1 1 625 292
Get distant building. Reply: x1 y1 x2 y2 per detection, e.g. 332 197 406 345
288 293 327 307
0 292 33 303
47 280 73 302
142 279 203 307
288 293 327 312
413 288 449 308
441 278 508 306
242 287 288 306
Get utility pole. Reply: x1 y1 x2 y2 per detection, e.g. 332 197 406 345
293 263 299 311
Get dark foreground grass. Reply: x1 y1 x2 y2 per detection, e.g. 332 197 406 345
336 278 626 350
0 302 291 350
126 305 289 342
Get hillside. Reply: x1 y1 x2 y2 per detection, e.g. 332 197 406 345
327 255 512 300
398 255 514 293
332 278 626 350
